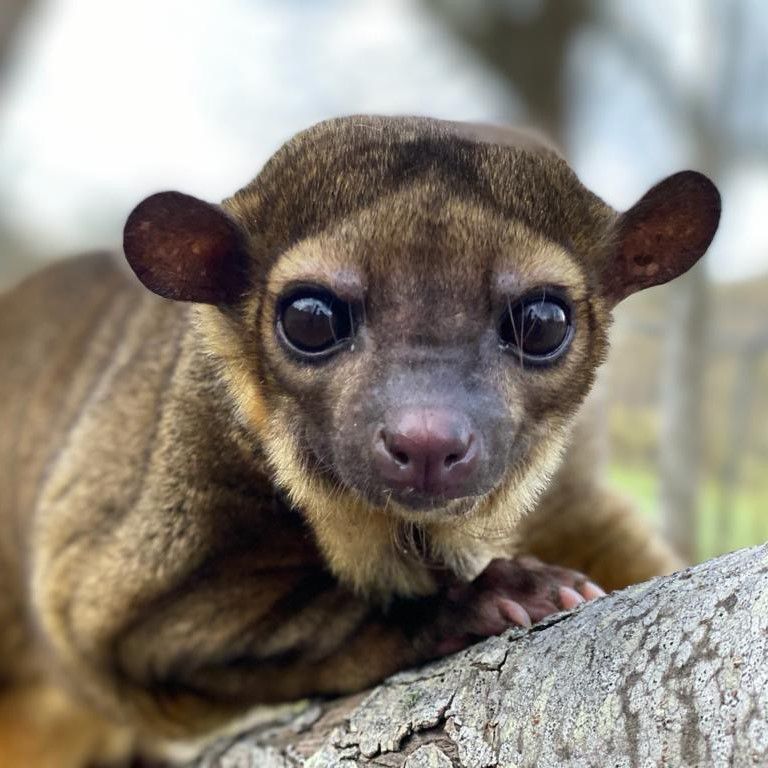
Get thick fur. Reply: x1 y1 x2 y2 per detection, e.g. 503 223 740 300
0 116 702 765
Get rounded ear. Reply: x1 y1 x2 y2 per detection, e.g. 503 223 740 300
123 191 249 304
601 171 721 305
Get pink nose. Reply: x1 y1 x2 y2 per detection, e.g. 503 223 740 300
373 408 479 497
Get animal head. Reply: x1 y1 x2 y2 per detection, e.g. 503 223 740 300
123 116 720 591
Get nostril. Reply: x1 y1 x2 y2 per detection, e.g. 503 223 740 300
443 435 473 468
392 449 409 466
378 428 411 466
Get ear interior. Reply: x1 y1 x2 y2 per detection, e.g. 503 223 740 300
123 191 249 304
603 171 721 304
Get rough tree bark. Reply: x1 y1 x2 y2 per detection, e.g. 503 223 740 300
189 545 768 768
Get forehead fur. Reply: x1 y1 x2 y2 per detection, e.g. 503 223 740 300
266 187 586 312
223 116 617 274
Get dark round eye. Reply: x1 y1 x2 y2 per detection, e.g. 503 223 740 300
499 292 573 365
277 287 355 358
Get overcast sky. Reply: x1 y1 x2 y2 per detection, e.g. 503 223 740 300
0 0 766 282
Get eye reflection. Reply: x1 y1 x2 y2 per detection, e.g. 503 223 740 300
499 291 573 365
277 287 354 358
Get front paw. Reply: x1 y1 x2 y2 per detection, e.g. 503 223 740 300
432 556 605 655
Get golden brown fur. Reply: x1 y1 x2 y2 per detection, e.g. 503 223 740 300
0 116 718 766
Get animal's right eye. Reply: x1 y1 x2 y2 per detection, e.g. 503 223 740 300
498 289 573 366
276 286 355 359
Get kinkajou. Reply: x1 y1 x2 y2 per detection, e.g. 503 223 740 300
0 115 720 766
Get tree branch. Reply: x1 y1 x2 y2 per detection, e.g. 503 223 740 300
0 0 31 82
189 545 768 767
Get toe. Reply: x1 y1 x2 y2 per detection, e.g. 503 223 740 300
496 597 532 628
578 581 607 601
558 585 585 610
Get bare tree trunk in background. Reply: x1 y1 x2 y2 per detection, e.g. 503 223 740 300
190 546 768 767
659 264 709 562
0 0 35 292
717 339 766 544
0 0 30 83
420 0 590 143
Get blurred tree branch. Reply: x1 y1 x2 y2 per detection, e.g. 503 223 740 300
0 0 31 80
0 0 35 292
420 0 591 142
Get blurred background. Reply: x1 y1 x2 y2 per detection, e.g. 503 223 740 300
0 0 766 564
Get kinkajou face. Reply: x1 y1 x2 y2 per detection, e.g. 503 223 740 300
258 205 590 523
126 117 720 544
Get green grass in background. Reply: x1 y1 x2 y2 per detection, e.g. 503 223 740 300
608 464 768 562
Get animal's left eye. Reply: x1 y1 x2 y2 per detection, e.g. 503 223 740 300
499 291 573 365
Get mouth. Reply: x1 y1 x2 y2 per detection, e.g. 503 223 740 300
312 460 462 513
379 489 480 519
